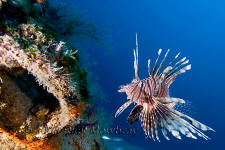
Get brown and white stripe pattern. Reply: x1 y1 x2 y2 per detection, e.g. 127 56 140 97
115 34 214 141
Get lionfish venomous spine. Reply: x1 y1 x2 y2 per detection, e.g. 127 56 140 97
115 34 214 141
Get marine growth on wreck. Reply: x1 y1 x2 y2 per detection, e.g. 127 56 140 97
0 0 105 149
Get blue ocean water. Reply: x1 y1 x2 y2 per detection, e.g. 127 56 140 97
64 0 225 149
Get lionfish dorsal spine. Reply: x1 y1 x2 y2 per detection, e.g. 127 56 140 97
164 56 187 79
167 52 181 67
165 64 191 86
151 49 162 76
147 59 151 76
159 66 173 80
158 52 180 78
167 58 189 77
134 33 139 80
155 49 170 76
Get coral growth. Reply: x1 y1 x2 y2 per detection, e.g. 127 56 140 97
0 34 82 139
0 0 104 149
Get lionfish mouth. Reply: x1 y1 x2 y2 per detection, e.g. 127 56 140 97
115 33 215 141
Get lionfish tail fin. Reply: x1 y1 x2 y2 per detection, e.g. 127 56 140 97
139 99 214 141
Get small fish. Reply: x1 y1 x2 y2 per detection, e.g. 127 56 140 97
102 135 110 140
102 135 123 142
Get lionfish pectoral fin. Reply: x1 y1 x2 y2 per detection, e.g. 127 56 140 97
154 97 185 104
139 105 160 141
127 105 143 124
115 100 133 118
138 100 214 140
171 109 215 132
160 104 214 140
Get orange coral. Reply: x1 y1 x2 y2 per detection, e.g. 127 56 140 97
69 103 85 117
0 101 86 150
0 127 61 150
34 0 45 4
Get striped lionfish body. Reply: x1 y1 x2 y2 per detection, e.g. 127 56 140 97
115 34 214 141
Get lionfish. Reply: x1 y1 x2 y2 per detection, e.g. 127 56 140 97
115 34 214 141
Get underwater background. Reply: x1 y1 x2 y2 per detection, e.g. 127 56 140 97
69 0 225 150
0 0 224 149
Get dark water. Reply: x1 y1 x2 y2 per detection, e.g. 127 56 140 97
63 0 225 149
